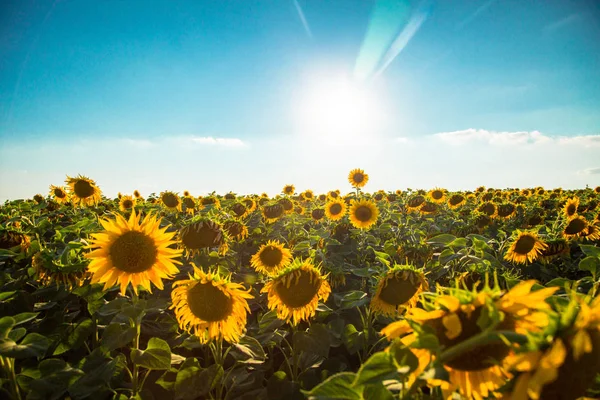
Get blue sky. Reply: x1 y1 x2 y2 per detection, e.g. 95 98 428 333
1 0 600 200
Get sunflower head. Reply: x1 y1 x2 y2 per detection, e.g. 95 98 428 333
33 251 87 289
262 203 285 223
224 192 237 200
0 229 30 252
171 266 253 343
179 219 226 257
85 211 182 295
327 190 340 200
419 201 438 215
231 202 249 219
497 203 516 219
478 201 498 218
301 190 314 201
223 219 249 241
582 223 600 241
183 190 190 197
261 258 331 325
250 240 292 276
504 230 548 264
371 264 428 316
49 185 69 204
119 195 136 212
277 197 294 214
65 175 102 207
563 196 579 219
325 199 347 221
311 208 325 222
349 199 379 229
348 168 369 188
407 195 426 211
282 184 295 195
133 190 142 199
182 196 197 214
159 191 182 212
563 216 588 239
242 198 257 213
447 194 466 209
373 192 385 201
200 196 221 209
428 188 446 203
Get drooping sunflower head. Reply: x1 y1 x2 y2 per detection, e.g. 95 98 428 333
497 202 516 219
563 196 579 219
133 190 142 199
447 194 466 209
504 230 548 264
159 191 182 212
182 196 197 215
582 223 600 241
200 196 221 209
262 203 285 224
478 201 498 218
371 264 428 316
85 211 183 295
539 238 570 263
386 193 397 203
407 195 426 211
419 201 438 215
230 202 249 219
428 188 446 203
33 251 87 289
261 258 331 325
179 219 226 257
49 185 69 204
325 199 347 221
224 192 236 200
250 239 292 276
0 228 30 252
277 197 294 214
373 191 385 202
65 175 102 207
348 168 369 188
562 216 588 240
311 208 325 222
242 198 257 213
117 195 134 213
327 190 340 200
349 199 379 229
171 266 253 343
223 219 249 241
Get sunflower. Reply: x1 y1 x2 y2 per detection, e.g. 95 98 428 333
159 191 182 212
349 199 379 229
282 184 295 196
301 190 315 201
262 258 331 325
318 193 327 202
200 196 221 209
171 266 253 343
85 211 182 295
65 175 102 207
182 196 197 215
419 201 438 215
504 231 548 264
250 240 292 276
277 197 294 214
381 281 557 400
262 203 285 223
119 195 136 212
562 216 588 240
230 202 249 219
406 195 426 211
373 191 385 201
386 193 397 202
447 194 466 209
478 201 498 218
539 238 569 264
179 219 227 257
348 168 369 188
324 199 347 221
0 229 30 252
49 185 69 204
582 223 600 241
370 265 428 316
223 220 248 241
224 192 236 200
497 202 517 219
240 198 255 214
327 190 340 200
183 190 190 197
311 208 325 222
428 188 446 203
33 251 87 289
133 190 142 199
563 197 579 219
294 204 305 215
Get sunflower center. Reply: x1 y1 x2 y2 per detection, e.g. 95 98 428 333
275 270 321 308
264 204 284 219
181 225 220 249
353 173 365 183
513 235 536 255
565 218 586 235
312 209 325 220
566 204 576 216
378 273 420 306
449 195 464 206
187 281 233 322
122 199 133 209
109 231 158 273
224 222 243 237
430 306 515 371
329 203 343 215
183 198 195 209
354 205 373 222
259 246 283 268
162 193 179 208
432 191 443 200
74 180 95 198
54 188 66 198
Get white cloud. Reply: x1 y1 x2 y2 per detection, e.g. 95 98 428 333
188 136 246 147
434 128 600 147
120 138 155 148
578 167 600 176
395 137 410 143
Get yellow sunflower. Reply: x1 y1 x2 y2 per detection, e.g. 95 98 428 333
200 196 221 209
447 194 466 209
179 219 227 257
223 220 249 241
301 189 315 202
171 266 253 343
324 199 347 221
277 197 294 214
381 281 557 400
497 203 517 219
582 223 600 241
428 188 446 203
563 197 579 219
562 216 589 240
478 201 498 218
311 208 325 222
282 184 295 195
85 211 183 295
349 199 379 229
262 258 331 325
183 190 190 197
250 240 292 276
182 196 197 215
242 198 257 213
504 231 548 264
33 251 87 289
262 203 285 223
370 265 428 316
348 168 369 188
230 202 250 219
119 195 136 212
406 195 426 212
327 190 341 200
159 191 182 212
65 175 102 207
133 190 142 199
49 185 69 204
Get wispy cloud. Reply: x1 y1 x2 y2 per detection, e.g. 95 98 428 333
120 138 155 148
188 136 247 147
395 137 411 143
456 0 497 30
544 13 580 33
292 0 313 38
434 128 600 147
578 167 600 175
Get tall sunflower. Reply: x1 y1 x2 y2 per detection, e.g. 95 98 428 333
407 195 426 212
563 197 579 219
159 191 182 212
348 168 369 188
250 240 292 276
133 190 142 199
242 198 257 213
562 216 588 240
49 185 69 204
119 195 136 212
349 199 379 229
171 266 253 343
85 211 182 295
325 199 347 221
504 231 548 264
65 175 102 207
370 265 428 316
428 188 446 203
478 201 498 218
301 190 315 202
262 259 331 325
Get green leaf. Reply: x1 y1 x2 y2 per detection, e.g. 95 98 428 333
230 335 266 364
54 318 95 355
304 372 361 400
0 333 49 359
580 245 600 258
579 256 599 280
28 359 84 400
342 324 365 355
131 337 172 370
100 323 136 351
0 316 15 338
427 234 456 246
354 352 398 386
362 383 394 400
175 363 223 399
13 312 39 326
293 324 331 358
335 291 369 310
0 291 16 302
388 341 419 376
545 278 571 289
69 352 123 399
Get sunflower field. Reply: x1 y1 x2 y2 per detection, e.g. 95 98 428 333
1 171 600 400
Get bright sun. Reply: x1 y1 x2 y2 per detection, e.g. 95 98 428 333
295 75 386 143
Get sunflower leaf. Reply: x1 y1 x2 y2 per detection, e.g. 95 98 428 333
131 337 172 370
354 352 398 386
303 372 361 400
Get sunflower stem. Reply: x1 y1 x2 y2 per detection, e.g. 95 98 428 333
438 330 528 365
130 291 141 397
1 357 22 400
